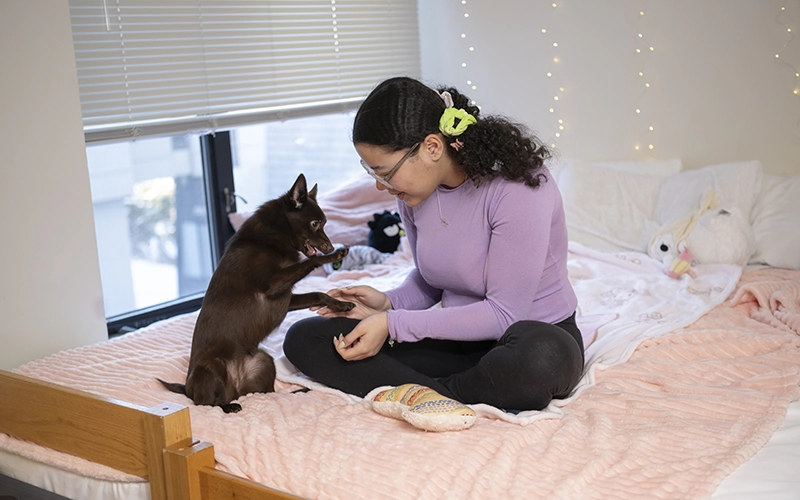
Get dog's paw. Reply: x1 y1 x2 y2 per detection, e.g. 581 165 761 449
329 299 356 312
330 246 349 262
221 402 242 414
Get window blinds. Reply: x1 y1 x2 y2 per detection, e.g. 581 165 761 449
69 0 420 143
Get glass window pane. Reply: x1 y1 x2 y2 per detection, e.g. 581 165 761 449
231 112 363 207
86 135 214 318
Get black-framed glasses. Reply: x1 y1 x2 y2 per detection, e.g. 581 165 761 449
360 142 421 188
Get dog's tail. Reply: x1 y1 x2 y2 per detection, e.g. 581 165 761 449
156 378 187 395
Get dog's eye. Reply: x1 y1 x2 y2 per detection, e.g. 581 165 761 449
311 220 320 229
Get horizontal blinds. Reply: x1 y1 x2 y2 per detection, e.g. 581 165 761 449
69 0 420 142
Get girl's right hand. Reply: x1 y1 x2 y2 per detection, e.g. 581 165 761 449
312 285 392 320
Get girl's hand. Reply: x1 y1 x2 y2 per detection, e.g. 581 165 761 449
313 285 392 320
333 313 390 361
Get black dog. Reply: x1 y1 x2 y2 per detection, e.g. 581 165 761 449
158 174 354 413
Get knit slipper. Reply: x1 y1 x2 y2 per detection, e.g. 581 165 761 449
371 384 476 432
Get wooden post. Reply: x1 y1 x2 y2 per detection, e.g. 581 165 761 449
163 440 216 500
143 402 194 500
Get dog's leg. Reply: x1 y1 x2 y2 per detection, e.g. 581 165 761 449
237 350 277 396
189 359 243 413
289 292 354 312
265 247 350 297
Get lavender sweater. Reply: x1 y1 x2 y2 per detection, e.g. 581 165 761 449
384 169 577 343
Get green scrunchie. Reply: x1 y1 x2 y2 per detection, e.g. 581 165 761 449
439 107 477 137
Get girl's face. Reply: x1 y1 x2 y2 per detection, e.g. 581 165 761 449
355 142 442 207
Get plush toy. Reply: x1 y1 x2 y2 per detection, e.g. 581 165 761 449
685 207 754 267
648 189 755 278
368 210 405 253
370 383 476 432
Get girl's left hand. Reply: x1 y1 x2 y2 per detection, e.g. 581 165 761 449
334 313 389 361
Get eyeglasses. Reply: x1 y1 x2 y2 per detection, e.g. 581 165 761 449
360 142 420 189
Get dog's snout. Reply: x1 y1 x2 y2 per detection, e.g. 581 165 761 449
318 240 334 254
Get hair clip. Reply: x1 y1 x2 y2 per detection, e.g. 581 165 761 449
450 139 464 151
437 90 454 108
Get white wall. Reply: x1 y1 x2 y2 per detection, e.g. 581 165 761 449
419 0 800 174
0 0 107 370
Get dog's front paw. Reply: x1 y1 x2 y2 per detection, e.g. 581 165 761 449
329 299 356 312
329 246 349 263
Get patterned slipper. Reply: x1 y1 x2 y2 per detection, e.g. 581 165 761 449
372 384 476 432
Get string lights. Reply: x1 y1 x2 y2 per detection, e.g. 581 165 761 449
633 8 656 155
774 3 800 137
542 2 565 150
459 0 479 108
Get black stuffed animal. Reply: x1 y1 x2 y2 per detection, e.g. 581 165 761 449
367 210 405 253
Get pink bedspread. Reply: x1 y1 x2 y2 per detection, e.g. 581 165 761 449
1 268 799 499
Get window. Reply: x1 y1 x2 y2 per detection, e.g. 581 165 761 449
231 112 363 207
69 1 420 334
86 134 213 319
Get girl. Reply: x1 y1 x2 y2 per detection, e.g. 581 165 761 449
283 77 583 414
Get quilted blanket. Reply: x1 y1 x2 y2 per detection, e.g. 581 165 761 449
1 252 798 499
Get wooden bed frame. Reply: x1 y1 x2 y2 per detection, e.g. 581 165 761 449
0 370 302 500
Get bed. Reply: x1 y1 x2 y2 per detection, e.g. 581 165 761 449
1 159 798 500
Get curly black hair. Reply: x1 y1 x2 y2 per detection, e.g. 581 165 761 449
352 77 550 188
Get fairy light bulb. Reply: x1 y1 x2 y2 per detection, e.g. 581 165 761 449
544 6 566 150
634 7 656 154
774 2 800 139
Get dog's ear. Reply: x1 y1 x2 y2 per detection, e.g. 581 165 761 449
309 183 318 200
287 174 308 210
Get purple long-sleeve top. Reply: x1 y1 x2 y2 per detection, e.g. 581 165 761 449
384 169 577 343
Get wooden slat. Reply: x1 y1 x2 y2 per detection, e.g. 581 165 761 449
0 370 190 500
199 467 306 500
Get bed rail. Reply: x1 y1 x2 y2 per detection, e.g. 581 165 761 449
0 370 302 500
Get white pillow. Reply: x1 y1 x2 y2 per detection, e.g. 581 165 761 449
557 160 681 252
654 161 763 226
749 173 800 269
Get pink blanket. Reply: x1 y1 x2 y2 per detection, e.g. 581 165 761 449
1 268 799 499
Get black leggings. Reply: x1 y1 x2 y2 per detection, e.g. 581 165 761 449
283 313 585 411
